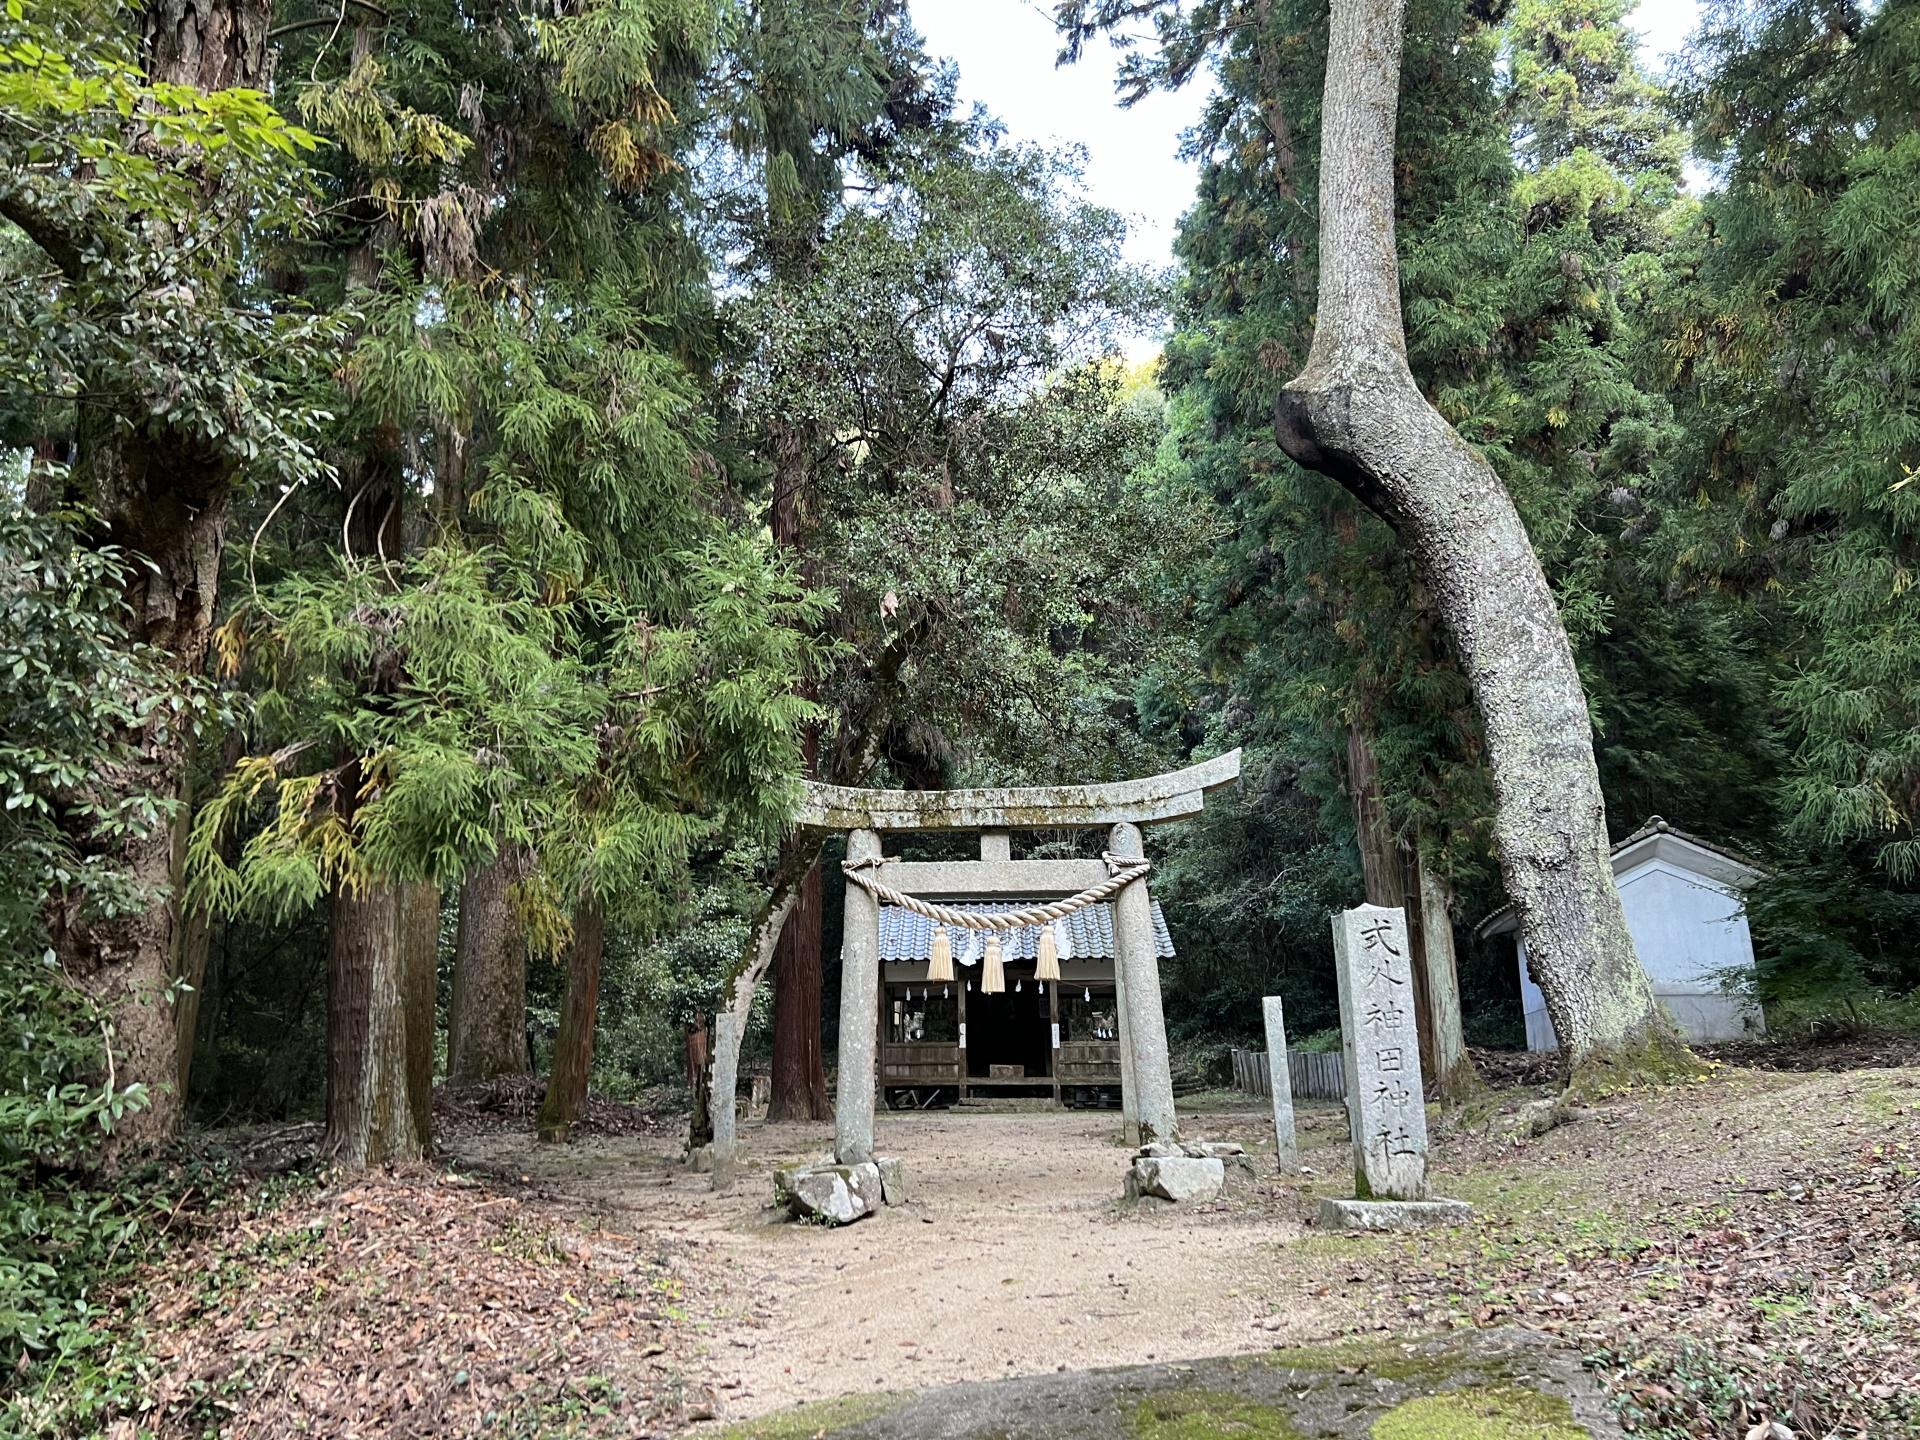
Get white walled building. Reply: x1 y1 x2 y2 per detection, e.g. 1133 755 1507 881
1479 818 1767 1051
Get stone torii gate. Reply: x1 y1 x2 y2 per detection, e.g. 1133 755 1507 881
801 750 1241 1171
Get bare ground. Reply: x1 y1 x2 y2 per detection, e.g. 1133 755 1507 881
450 1099 1356 1423
115 1062 1920 1439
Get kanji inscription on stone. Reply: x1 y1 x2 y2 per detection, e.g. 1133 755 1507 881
1332 904 1429 1200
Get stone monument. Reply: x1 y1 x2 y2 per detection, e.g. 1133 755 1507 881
1261 995 1299 1174
1320 903 1472 1231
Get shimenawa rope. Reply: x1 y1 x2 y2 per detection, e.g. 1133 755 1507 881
839 851 1150 932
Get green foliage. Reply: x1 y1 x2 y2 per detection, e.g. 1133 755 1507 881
592 851 768 1093
1 504 185 954
727 124 1210 788
0 0 336 492
0 504 189 1431
1658 0 1920 881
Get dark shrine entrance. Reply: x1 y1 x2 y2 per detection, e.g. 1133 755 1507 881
965 966 1051 1083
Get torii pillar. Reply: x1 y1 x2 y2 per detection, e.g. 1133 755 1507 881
1110 820 1177 1144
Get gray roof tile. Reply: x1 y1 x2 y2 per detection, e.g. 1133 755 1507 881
877 899 1174 964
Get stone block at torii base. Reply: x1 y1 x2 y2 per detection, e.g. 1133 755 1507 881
1322 903 1471 1231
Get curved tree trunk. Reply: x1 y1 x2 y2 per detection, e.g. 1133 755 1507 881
538 898 606 1143
1272 0 1691 1083
448 846 529 1083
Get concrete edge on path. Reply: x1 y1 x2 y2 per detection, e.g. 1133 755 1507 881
702 1326 1624 1439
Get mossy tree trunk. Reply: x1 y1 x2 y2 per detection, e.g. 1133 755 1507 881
1272 0 1693 1084
38 0 274 1160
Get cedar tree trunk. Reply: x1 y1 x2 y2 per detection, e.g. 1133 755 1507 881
325 876 422 1166
400 881 441 1145
1274 0 1690 1081
448 846 530 1083
765 420 832 1124
538 898 606 1143
768 853 830 1121
1346 724 1436 1076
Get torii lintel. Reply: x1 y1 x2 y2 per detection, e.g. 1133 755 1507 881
794 749 1242 832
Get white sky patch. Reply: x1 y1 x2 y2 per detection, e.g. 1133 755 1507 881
911 0 1706 358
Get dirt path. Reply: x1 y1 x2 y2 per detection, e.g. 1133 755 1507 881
132 1064 1917 1437
449 1101 1357 1424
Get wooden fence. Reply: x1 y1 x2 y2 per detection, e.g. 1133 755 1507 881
1229 1046 1346 1101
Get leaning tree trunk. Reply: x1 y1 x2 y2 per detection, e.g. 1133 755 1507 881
448 846 530 1083
693 833 822 1183
538 898 606 1143
325 879 422 1167
1273 0 1691 1084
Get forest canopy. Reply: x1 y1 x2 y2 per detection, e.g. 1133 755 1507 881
3 0 1919 1430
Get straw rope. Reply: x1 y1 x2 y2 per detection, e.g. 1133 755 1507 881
839 852 1151 931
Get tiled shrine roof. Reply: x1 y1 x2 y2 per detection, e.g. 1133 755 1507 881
878 899 1174 965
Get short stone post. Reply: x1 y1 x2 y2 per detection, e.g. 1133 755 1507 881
834 828 882 1165
1261 996 1299 1174
1110 821 1177 1145
1322 904 1471 1230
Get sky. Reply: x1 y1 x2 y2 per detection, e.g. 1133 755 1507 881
911 0 1706 283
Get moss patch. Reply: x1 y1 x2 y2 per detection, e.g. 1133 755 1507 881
1129 1389 1309 1439
708 1392 907 1439
1566 1028 1705 1100
1264 1336 1488 1384
1370 1386 1587 1439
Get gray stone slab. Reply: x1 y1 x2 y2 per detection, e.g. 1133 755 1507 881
1331 904 1428 1200
1318 1196 1474 1231
876 1156 908 1206
874 859 1112 896
1262 995 1300 1173
1125 1155 1224 1203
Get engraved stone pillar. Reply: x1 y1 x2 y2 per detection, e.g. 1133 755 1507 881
1110 822 1177 1145
1262 995 1299 1174
835 828 882 1164
1331 903 1428 1200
